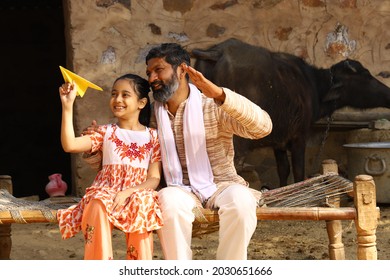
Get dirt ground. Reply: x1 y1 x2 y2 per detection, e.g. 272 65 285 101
8 204 390 260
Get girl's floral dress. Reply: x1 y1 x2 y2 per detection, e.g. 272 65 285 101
57 123 163 239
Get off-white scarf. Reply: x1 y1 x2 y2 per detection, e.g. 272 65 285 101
154 84 217 203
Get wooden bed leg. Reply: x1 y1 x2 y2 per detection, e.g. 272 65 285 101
325 219 345 260
0 225 12 260
322 159 345 260
0 175 13 260
353 175 378 260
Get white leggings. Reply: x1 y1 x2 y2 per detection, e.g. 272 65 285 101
157 184 257 260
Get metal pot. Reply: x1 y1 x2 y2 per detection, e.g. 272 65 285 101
343 142 390 204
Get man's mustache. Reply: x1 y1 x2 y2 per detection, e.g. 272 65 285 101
150 80 164 90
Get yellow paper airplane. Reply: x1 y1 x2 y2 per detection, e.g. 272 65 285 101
59 66 103 97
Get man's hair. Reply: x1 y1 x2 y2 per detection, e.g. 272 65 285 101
146 43 191 71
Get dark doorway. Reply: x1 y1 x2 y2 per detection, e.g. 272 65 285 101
0 0 71 199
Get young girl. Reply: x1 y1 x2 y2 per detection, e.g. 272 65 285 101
57 74 163 260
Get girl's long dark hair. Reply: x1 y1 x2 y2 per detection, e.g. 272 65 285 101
114 74 151 126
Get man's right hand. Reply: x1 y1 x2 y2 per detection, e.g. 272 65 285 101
81 120 99 136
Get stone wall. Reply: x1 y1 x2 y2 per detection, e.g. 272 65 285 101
63 0 390 195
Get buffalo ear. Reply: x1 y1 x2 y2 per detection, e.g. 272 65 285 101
322 83 343 102
191 49 222 61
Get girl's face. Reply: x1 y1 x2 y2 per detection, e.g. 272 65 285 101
110 79 146 120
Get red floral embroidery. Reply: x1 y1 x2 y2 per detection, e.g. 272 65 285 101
108 124 153 162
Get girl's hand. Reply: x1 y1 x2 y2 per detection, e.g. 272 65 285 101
111 189 135 214
59 82 78 106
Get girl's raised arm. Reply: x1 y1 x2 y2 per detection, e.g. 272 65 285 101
59 82 92 153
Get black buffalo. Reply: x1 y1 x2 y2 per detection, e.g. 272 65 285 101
192 38 390 188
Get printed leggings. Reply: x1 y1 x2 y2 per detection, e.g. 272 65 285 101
81 199 153 260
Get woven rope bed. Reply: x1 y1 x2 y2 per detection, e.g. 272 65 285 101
0 160 380 260
1 173 353 227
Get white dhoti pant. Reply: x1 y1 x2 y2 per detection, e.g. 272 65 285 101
157 184 257 260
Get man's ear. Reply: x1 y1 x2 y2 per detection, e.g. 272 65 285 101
178 63 187 79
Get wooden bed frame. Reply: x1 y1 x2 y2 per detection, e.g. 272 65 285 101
0 160 379 260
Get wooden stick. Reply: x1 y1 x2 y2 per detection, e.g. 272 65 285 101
198 206 378 223
180 207 357 224
0 207 358 225
0 210 58 224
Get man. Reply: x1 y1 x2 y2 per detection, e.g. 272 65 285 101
84 43 272 259
145 43 272 260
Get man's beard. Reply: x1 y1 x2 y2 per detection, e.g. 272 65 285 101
151 74 179 103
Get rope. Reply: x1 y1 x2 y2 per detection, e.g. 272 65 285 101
10 210 27 224
311 116 332 176
41 210 58 223
262 174 352 207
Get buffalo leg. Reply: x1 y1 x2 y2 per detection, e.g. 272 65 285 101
273 148 290 187
290 138 306 183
